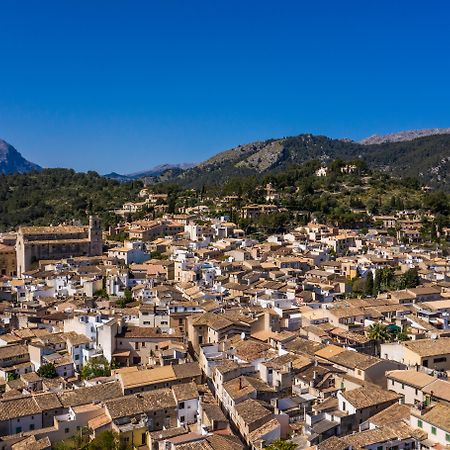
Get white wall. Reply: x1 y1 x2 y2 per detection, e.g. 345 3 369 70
380 343 405 363
410 415 449 447
177 398 198 425
387 378 424 404
6 414 43 435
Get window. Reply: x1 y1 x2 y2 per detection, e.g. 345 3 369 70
417 419 423 428
431 426 437 435
29 424 35 431
179 402 185 409
180 416 185 422
75 354 80 360
65 428 70 433
433 357 447 363
446 433 450 442
391 379 395 386
342 401 346 411
16 427 22 434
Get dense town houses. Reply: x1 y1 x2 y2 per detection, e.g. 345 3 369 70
0 209 448 450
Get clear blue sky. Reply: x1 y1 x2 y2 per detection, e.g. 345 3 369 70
1 1 450 173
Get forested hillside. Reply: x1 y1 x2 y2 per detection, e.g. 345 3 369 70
155 133 450 189
0 169 142 231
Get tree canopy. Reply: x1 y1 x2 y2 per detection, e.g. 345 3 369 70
37 363 58 379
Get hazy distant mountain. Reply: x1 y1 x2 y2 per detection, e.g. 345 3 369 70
103 172 133 182
126 163 196 178
0 139 41 174
105 163 196 181
360 128 450 145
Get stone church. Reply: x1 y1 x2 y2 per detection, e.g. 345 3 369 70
16 216 102 276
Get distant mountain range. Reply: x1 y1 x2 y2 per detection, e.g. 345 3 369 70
152 131 450 190
104 163 196 181
103 127 450 187
359 128 450 145
1 127 450 189
0 139 41 174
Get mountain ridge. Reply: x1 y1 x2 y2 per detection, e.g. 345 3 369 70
159 133 450 190
2 127 450 190
359 127 450 145
0 139 41 174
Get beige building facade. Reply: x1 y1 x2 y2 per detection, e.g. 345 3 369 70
16 216 102 276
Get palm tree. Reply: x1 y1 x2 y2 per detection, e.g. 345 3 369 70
367 323 389 341
367 323 390 356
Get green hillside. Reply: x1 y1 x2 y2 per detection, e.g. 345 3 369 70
161 133 450 189
0 169 142 231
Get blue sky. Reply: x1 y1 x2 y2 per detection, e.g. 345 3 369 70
1 1 450 173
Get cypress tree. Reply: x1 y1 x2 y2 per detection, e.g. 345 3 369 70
365 271 374 297
373 269 382 296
